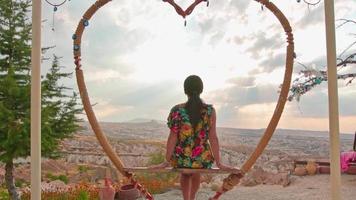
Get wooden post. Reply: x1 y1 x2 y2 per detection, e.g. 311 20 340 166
31 0 42 199
323 0 341 199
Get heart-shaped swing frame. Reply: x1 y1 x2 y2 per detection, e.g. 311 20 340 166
72 0 294 199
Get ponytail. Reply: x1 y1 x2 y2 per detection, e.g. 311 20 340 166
185 91 203 129
183 75 204 128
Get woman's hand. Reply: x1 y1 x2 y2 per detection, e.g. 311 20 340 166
148 161 170 169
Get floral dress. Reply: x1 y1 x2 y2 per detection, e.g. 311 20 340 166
167 103 215 169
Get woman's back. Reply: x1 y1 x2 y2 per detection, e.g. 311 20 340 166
159 75 237 200
167 103 215 169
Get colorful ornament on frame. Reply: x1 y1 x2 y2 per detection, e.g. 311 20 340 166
288 68 356 101
288 69 326 101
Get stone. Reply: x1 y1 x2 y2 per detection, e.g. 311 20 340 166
294 166 307 176
306 161 317 175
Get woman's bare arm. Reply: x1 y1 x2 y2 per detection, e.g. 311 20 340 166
209 108 221 165
166 131 177 162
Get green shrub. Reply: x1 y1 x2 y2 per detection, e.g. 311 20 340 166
57 175 68 184
147 151 165 165
46 172 55 179
15 179 27 188
76 190 89 200
45 173 68 184
78 165 89 174
0 188 9 200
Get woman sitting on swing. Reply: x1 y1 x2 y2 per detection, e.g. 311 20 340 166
154 75 238 200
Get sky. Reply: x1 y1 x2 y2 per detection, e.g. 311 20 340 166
41 0 356 133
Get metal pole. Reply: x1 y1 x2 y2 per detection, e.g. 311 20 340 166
31 0 42 199
323 0 341 199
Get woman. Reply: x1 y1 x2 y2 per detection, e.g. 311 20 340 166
154 75 238 200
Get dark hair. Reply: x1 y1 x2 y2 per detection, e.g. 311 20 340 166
184 75 204 128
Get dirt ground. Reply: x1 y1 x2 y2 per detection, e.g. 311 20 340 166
154 174 356 200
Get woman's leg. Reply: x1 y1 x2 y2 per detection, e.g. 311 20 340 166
190 173 201 200
180 173 192 200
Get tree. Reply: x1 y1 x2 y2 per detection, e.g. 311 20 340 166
288 1 356 101
41 55 82 158
0 0 82 199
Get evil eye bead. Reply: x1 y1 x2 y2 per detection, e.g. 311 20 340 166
73 44 80 51
83 19 89 27
315 78 322 84
72 34 77 40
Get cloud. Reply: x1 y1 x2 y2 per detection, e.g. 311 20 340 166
87 78 184 107
194 0 253 45
246 32 284 58
90 98 134 120
258 53 286 73
198 17 215 33
220 84 279 106
84 78 186 121
206 70 354 127
38 0 356 133
226 76 256 87
196 15 230 47
114 82 178 106
206 83 280 124
80 15 151 73
229 0 251 14
230 35 248 45
41 0 152 86
84 67 132 83
339 89 356 116
211 102 281 129
287 84 356 118
293 49 355 74
296 5 324 29
209 0 250 15
208 30 225 46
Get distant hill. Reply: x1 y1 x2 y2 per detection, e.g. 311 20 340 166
78 121 354 140
74 121 354 160
125 118 166 124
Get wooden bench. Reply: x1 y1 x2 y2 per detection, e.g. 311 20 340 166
124 167 240 174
